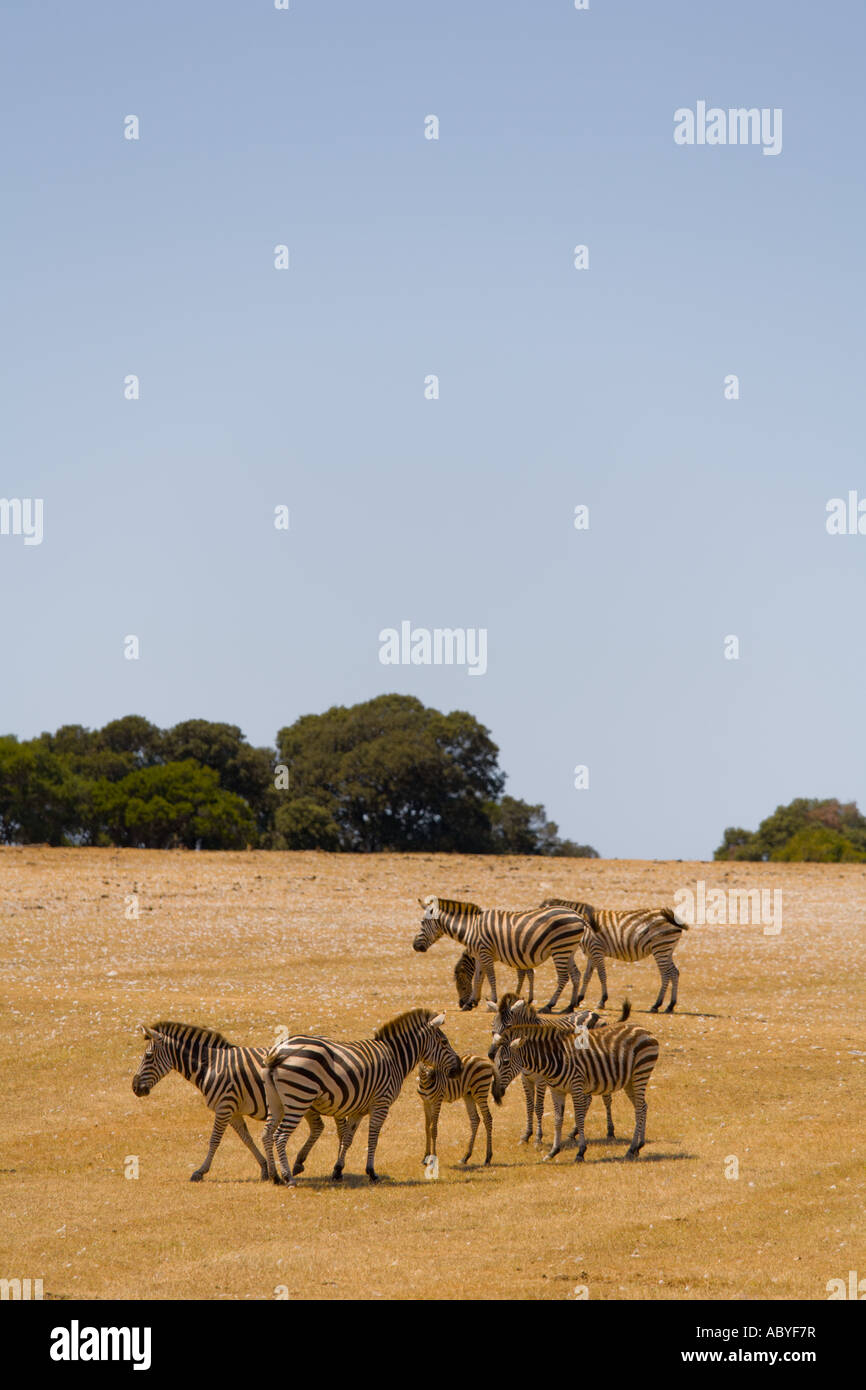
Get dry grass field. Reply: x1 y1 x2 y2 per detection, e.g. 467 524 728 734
1 847 864 1302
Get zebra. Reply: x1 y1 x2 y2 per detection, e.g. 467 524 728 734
485 994 614 1145
454 950 537 1010
418 1054 495 1167
413 896 588 1012
263 1008 461 1186
131 1020 331 1182
491 1004 659 1161
540 897 688 1012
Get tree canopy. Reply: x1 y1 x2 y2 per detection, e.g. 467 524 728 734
0 697 597 855
714 798 866 862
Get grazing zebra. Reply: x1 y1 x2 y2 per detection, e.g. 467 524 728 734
131 1020 330 1182
491 1005 659 1161
485 994 614 1144
540 897 688 1012
418 1054 496 1167
263 1008 460 1186
413 896 588 1012
454 950 537 1010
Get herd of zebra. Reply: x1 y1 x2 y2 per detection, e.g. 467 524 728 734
131 893 687 1184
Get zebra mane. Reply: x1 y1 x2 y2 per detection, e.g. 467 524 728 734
541 897 598 928
374 1008 438 1040
502 1019 581 1040
150 1020 236 1048
433 898 482 917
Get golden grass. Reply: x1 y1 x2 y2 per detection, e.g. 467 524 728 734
1 847 864 1301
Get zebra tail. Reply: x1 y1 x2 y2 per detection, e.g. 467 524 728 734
660 906 688 930
618 999 631 1023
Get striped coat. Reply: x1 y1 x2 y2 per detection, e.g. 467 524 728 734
486 994 614 1145
418 1054 495 1166
263 1008 460 1186
414 896 587 1012
131 1020 328 1182
491 1009 659 1161
541 898 688 1012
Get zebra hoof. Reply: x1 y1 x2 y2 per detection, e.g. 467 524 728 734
189 1171 204 1183
291 1162 305 1176
259 1169 270 1181
367 1170 379 1184
331 1170 343 1183
574 1152 585 1163
649 1005 660 1013
625 1148 639 1160
665 1003 676 1014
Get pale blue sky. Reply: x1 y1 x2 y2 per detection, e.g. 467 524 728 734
2 1 864 858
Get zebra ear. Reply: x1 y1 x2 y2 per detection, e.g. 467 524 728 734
429 1012 446 1027
492 1032 502 1043
512 999 525 1013
512 1037 524 1050
485 1001 498 1012
138 1023 157 1039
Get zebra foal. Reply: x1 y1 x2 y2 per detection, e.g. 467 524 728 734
418 1054 495 1167
263 1008 460 1186
540 897 688 1012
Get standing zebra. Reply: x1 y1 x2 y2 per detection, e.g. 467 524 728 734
131 1020 332 1182
491 1006 659 1161
540 897 688 1012
413 896 588 1012
485 994 614 1145
418 1054 496 1167
263 1008 460 1186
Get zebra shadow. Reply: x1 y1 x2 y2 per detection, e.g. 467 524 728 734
290 1173 431 1190
590 1150 697 1164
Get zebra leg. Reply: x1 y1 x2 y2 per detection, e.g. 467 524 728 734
593 954 608 1009
534 1083 546 1146
273 1108 309 1186
482 954 498 1006
515 967 535 1004
465 955 488 1010
460 1097 480 1164
575 956 594 1005
624 1080 648 1158
603 1093 615 1139
364 1101 392 1183
478 1095 494 1165
292 1110 325 1177
649 955 669 1011
191 1109 232 1181
228 1114 269 1179
518 1074 535 1143
543 1090 565 1161
424 1099 441 1163
541 950 571 1011
332 1117 361 1181
665 960 680 1013
572 1087 590 1162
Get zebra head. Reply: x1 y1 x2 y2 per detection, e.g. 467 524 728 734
132 1025 173 1096
486 993 527 1053
489 1031 522 1102
453 950 476 1007
418 1011 462 1077
413 895 444 952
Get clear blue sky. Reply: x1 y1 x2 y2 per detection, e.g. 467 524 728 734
2 1 864 859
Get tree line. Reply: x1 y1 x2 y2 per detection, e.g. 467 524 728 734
0 695 598 856
715 798 866 862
